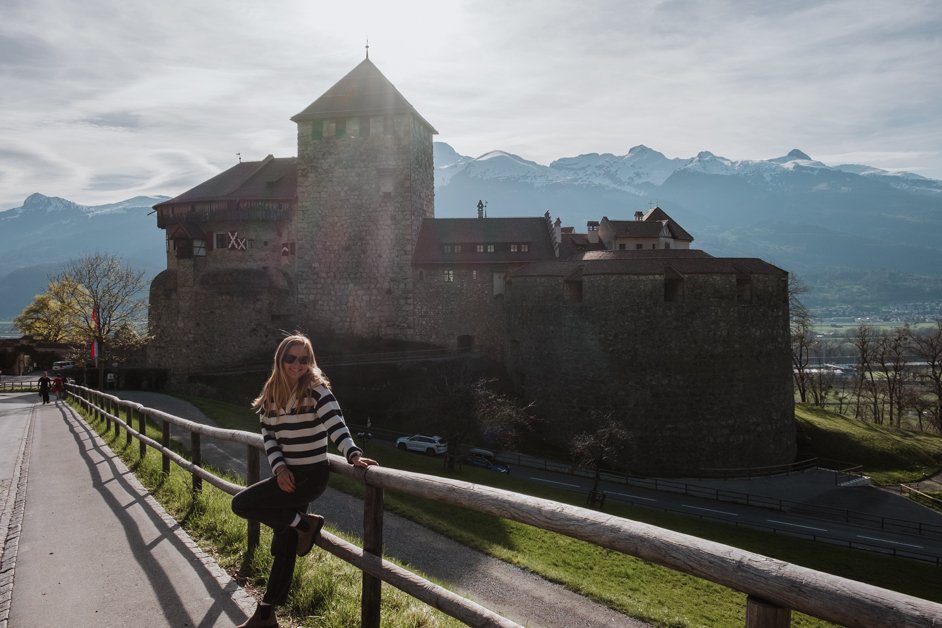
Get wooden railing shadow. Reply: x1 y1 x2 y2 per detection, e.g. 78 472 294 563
67 384 942 628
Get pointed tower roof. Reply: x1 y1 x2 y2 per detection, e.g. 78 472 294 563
291 58 437 133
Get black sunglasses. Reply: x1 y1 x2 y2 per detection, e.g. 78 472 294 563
282 353 311 365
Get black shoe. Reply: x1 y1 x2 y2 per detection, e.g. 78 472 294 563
237 603 278 627
296 513 324 557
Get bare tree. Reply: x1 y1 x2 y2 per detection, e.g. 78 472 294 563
852 324 880 423
571 413 629 508
911 321 942 431
52 254 147 386
874 327 910 427
789 275 814 403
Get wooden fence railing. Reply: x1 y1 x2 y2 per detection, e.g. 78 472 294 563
66 384 942 628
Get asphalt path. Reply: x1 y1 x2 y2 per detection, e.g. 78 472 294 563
519 467 942 564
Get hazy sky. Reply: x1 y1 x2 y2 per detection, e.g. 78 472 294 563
2 0 940 211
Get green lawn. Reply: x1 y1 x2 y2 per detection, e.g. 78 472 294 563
78 395 942 627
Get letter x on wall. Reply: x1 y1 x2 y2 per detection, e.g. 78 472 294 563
227 231 247 250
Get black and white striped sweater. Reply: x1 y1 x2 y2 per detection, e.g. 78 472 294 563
259 384 362 473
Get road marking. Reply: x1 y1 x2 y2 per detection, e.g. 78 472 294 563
682 505 738 516
608 492 657 502
767 520 827 532
857 535 924 549
530 478 581 488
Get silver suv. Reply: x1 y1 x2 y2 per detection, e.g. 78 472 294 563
396 434 448 456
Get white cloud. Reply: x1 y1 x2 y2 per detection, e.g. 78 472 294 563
1 0 940 210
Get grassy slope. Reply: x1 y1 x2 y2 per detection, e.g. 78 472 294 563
794 404 942 485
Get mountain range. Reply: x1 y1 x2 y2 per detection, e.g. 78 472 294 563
1 143 941 319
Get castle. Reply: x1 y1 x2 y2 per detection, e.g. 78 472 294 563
148 56 796 472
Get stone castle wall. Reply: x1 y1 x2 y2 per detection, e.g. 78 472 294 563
503 270 795 473
294 115 434 338
412 265 506 355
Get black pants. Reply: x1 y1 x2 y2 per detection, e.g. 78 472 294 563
231 463 329 605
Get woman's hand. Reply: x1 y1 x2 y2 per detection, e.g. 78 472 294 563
351 452 378 468
275 466 296 493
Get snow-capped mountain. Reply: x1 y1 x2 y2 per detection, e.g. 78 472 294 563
433 142 942 303
435 143 941 197
0 194 168 318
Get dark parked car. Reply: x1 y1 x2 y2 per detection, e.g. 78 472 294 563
466 448 510 473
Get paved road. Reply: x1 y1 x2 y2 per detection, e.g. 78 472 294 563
0 393 255 627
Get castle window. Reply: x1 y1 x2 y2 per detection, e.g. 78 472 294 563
359 116 369 137
454 244 462 253
443 269 454 283
370 116 385 135
443 244 452 253
334 119 345 138
173 239 193 259
312 122 323 140
636 243 643 249
192 239 206 257
215 233 228 249
472 270 478 280
476 244 484 253
323 120 336 138
520 243 529 252
564 279 583 303
493 272 506 296
619 243 626 250
487 244 495 253
664 268 684 302
511 244 518 253
510 243 528 253
346 117 359 138
736 272 753 305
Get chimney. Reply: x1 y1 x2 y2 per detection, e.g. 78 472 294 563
635 211 644 221
587 220 599 244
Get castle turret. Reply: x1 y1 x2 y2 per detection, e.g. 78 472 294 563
291 57 437 337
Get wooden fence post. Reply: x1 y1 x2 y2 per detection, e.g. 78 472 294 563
161 420 171 475
361 484 384 628
746 595 791 628
191 432 202 494
125 404 133 447
138 407 147 459
246 445 260 556
112 398 120 439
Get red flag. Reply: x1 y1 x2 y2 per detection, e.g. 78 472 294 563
91 308 100 361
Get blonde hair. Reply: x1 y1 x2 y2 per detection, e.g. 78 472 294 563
252 334 330 415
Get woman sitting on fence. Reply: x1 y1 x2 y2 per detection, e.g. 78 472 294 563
232 333 378 628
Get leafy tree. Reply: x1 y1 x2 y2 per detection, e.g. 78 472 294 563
13 278 86 343
15 254 147 385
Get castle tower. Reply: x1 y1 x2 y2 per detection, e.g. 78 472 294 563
291 58 436 338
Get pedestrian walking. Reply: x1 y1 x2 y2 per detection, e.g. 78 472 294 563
38 371 51 404
231 333 378 627
52 374 64 401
